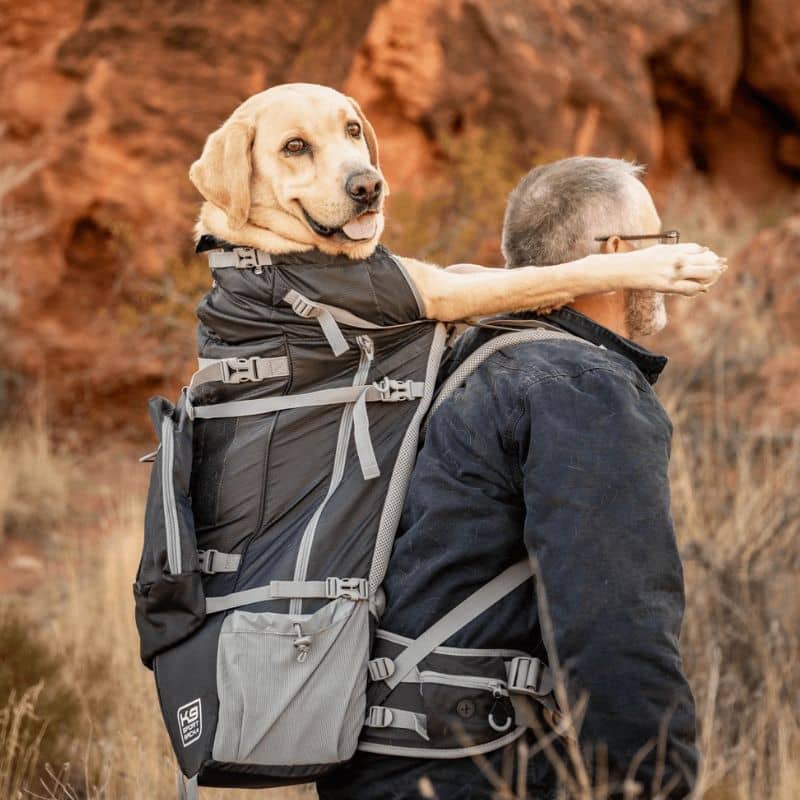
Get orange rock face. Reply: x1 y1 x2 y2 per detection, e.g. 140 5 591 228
0 0 797 437
747 0 800 124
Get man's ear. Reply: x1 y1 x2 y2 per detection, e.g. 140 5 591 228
347 96 380 171
189 118 255 230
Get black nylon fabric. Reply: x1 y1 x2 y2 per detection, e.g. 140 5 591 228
190 244 434 613
135 393 205 667
154 614 226 777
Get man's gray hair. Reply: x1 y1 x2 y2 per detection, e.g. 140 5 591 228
502 157 650 268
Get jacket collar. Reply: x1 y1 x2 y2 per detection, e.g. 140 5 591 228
541 306 668 385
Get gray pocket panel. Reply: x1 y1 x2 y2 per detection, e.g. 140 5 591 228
213 598 368 765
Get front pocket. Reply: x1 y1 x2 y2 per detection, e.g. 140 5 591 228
213 597 369 766
419 661 516 747
134 393 205 668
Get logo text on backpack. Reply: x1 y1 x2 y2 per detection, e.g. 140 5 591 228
177 698 202 747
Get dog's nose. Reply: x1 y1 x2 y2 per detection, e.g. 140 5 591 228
346 171 383 206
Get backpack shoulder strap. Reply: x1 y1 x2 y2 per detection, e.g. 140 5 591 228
426 325 591 425
381 559 533 692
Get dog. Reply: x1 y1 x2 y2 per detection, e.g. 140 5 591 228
189 83 724 320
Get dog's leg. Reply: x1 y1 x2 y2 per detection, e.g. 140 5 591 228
400 245 725 321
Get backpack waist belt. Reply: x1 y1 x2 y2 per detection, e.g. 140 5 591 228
205 577 369 614
358 560 563 758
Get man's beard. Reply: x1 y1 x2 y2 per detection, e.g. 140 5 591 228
625 290 667 337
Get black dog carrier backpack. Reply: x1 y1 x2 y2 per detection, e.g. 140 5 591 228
134 240 446 796
134 240 567 797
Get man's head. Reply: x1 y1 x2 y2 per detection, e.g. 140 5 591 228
501 157 667 337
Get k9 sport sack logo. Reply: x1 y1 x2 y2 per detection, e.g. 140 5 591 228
177 698 202 747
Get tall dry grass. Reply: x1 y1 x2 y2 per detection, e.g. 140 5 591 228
0 685 47 800
1 496 313 800
0 418 72 542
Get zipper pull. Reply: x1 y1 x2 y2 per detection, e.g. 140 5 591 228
292 623 312 663
488 685 514 733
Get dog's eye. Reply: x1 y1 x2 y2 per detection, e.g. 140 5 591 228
283 138 309 155
346 122 361 138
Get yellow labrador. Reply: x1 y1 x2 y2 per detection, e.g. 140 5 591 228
190 83 724 320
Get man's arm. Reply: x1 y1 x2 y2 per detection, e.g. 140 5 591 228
516 362 698 798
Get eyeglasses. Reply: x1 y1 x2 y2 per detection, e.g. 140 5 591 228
594 230 680 244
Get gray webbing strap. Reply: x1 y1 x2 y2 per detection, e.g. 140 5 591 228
284 289 384 330
284 290 350 356
353 387 379 480
176 771 198 800
425 327 585 429
383 560 534 691
197 549 241 575
189 356 289 391
205 577 369 615
207 247 272 271
352 336 380 481
288 335 375 615
365 706 430 741
191 381 425 420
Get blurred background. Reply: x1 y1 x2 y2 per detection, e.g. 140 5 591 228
0 1 797 798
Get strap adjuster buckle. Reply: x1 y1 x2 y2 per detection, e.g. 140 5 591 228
325 577 369 601
233 247 270 272
222 357 260 384
366 706 393 728
508 656 551 696
289 295 318 318
373 377 415 402
368 657 396 681
198 549 216 573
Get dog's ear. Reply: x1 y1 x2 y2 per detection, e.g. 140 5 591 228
189 118 255 230
347 96 380 171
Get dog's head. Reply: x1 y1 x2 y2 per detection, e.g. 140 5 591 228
190 83 387 258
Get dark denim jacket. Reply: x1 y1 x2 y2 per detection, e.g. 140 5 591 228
320 308 697 800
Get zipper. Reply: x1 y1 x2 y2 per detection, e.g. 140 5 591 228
160 416 181 574
289 336 374 614
418 670 509 696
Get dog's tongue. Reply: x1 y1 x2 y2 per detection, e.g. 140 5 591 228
342 213 379 241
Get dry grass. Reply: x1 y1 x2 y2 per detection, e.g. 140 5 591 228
0 686 47 800
660 320 800 800
0 417 72 542
0 499 313 800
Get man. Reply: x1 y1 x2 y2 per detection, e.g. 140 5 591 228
318 157 700 799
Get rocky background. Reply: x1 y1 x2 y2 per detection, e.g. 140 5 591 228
0 0 798 437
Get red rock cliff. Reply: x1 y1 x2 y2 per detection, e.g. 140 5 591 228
0 0 797 435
